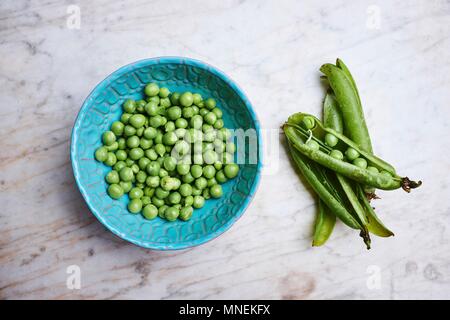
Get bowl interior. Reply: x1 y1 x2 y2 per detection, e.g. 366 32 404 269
71 57 261 250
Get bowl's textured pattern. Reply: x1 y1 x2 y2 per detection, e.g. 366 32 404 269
71 57 262 250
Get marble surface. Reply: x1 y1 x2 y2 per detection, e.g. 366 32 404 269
1 0 449 300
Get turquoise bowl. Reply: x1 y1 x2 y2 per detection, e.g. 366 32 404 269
71 57 262 250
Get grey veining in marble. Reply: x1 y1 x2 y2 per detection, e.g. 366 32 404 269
1 0 449 299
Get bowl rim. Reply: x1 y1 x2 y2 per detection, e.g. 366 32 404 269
70 56 263 250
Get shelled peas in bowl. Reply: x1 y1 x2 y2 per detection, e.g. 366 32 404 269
94 83 239 222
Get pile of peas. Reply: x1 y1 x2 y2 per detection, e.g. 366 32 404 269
94 83 240 222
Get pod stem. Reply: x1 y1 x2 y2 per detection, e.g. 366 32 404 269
365 192 380 201
360 229 371 250
401 177 422 193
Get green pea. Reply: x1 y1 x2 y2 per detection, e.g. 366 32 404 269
155 187 170 199
214 162 223 170
325 133 338 147
175 128 187 139
191 164 203 178
367 166 379 174
119 167 133 182
159 87 170 98
179 206 193 221
160 176 181 191
142 204 158 220
226 142 236 154
182 172 195 184
144 187 154 197
214 119 224 129
136 182 144 189
330 149 344 160
117 138 126 150
158 205 168 218
203 150 218 164
168 192 181 205
224 163 239 179
144 149 158 160
141 196 151 206
173 141 190 157
105 141 119 152
150 115 164 128
139 138 153 150
199 108 208 117
125 158 135 166
120 181 132 193
143 127 157 140
162 156 176 172
145 83 159 97
191 195 204 209
113 160 126 172
302 116 315 129
202 165 216 179
306 140 320 151
129 114 146 129
205 98 216 110
345 147 360 161
136 99 146 112
144 102 159 116
106 170 120 184
184 196 194 207
202 188 211 199
353 158 368 169
111 121 124 136
152 196 165 208
170 92 180 105
182 107 194 119
162 131 178 145
159 168 169 178
121 113 132 124
176 163 190 176
95 146 108 162
104 152 117 166
165 207 180 221
192 105 200 115
102 131 116 146
129 187 144 199
136 170 147 183
191 186 202 196
210 184 223 198
195 177 208 190
129 147 144 160
167 106 182 120
126 136 140 148
207 177 217 187
180 92 193 107
380 170 392 178
148 94 160 105
128 199 143 213
204 112 217 125
146 161 160 176
219 128 232 141
130 163 140 174
211 107 223 118
192 93 202 105
116 150 127 161
179 184 192 197
124 125 136 137
215 170 228 183
154 143 166 157
146 175 160 188
123 99 136 113
190 115 203 129
108 184 124 199
175 118 188 129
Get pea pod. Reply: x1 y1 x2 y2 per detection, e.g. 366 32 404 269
284 117 421 192
312 199 336 247
323 92 343 133
335 59 362 114
320 63 373 153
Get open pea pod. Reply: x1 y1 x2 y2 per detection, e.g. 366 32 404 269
284 113 422 192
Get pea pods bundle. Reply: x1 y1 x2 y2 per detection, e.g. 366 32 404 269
284 59 421 249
